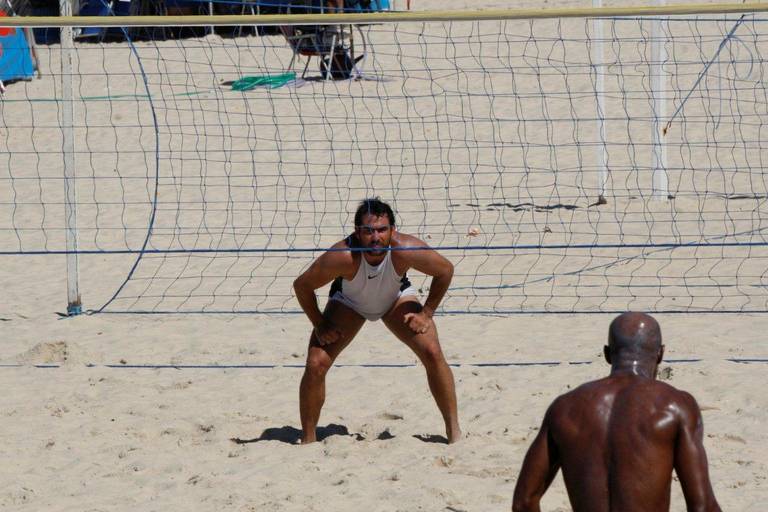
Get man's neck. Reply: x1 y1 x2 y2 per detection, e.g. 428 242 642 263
610 360 656 379
362 251 386 266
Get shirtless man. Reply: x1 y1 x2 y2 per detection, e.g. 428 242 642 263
293 198 461 444
513 312 721 512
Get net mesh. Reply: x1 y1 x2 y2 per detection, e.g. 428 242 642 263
1 12 768 313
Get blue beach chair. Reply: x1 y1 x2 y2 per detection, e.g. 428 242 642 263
75 0 132 40
0 5 37 86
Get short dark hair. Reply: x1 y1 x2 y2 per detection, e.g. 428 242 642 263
354 197 396 227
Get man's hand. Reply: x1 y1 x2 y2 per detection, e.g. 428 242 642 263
404 311 432 335
313 320 342 346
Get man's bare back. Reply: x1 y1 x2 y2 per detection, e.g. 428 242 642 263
513 312 721 512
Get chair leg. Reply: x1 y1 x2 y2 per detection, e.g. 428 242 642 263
352 25 367 79
302 57 311 79
236 2 256 37
324 33 337 81
207 1 214 35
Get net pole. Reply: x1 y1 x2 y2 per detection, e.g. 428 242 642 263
60 0 81 315
593 0 608 204
651 0 669 199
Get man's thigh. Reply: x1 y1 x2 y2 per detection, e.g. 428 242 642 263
308 299 367 363
381 296 442 356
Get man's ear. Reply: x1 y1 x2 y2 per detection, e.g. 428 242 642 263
603 345 611 365
657 345 664 365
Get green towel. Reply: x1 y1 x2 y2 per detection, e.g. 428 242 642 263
231 73 298 91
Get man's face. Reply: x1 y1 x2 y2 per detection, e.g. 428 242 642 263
355 213 394 256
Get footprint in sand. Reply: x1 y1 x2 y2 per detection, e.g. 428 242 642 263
14 341 91 366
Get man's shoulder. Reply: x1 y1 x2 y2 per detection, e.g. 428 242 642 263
562 376 697 411
631 377 696 405
546 377 698 425
629 380 702 430
549 376 678 404
331 236 353 250
661 384 700 413
545 379 607 417
559 376 612 399
391 232 427 248
322 238 357 264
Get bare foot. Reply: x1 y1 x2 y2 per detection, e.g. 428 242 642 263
300 434 317 444
447 425 462 444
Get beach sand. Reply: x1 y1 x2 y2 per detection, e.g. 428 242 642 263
2 0 768 510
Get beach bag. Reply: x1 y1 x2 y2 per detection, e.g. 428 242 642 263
346 0 389 11
320 49 360 80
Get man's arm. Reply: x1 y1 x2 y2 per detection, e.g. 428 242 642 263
399 236 453 319
293 246 350 344
512 407 561 512
673 392 722 512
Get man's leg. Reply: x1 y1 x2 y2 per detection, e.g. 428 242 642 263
300 300 365 443
326 0 343 13
382 298 461 443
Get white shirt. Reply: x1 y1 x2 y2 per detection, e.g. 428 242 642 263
329 250 416 321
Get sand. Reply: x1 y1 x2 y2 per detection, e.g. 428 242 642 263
2 0 768 510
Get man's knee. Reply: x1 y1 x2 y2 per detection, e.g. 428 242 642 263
305 350 333 379
417 340 445 367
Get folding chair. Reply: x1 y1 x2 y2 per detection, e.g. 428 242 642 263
279 0 369 80
74 0 132 40
280 23 340 80
344 0 390 12
0 2 38 84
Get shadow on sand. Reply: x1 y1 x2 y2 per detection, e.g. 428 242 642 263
412 433 449 444
230 423 364 445
231 424 443 444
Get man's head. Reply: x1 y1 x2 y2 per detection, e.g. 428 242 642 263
604 312 664 375
354 198 396 257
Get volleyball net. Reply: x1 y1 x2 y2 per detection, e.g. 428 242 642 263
2 4 768 314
